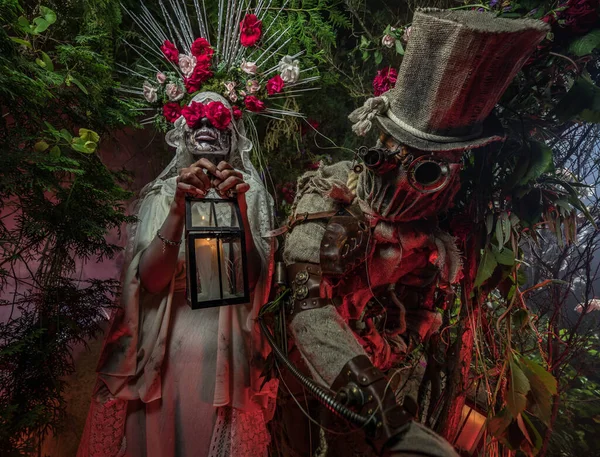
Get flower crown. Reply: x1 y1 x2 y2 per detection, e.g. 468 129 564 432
123 2 318 132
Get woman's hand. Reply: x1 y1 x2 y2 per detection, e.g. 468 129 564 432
173 158 213 214
208 161 250 197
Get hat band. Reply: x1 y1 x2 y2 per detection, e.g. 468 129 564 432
385 109 484 144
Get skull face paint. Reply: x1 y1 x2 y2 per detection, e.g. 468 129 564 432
184 117 232 161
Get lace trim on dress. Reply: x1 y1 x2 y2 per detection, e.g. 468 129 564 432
208 407 271 457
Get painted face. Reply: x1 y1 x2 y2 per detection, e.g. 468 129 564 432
356 133 463 221
184 116 232 162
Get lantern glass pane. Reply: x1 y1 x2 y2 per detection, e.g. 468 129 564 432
194 237 220 302
215 202 240 229
190 201 215 227
219 237 245 299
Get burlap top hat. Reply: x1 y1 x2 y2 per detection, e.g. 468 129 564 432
349 9 549 152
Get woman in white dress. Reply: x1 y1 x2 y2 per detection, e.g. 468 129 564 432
77 92 278 457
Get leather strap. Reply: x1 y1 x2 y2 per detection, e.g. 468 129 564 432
286 262 331 317
265 211 338 237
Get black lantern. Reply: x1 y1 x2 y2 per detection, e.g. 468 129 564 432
185 196 249 309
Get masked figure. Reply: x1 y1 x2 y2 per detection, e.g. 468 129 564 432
76 1 319 455
278 9 548 456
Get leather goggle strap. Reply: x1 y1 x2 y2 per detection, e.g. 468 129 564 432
285 262 334 318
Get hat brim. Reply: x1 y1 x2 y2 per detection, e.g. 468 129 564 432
374 113 505 152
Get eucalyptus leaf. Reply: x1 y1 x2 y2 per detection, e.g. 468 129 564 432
374 51 383 65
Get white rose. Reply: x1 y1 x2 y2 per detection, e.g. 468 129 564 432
246 79 260 94
223 81 236 92
240 60 257 75
178 54 197 77
228 91 238 103
143 81 157 103
278 55 300 84
156 72 167 84
166 83 184 101
402 26 412 42
381 34 395 48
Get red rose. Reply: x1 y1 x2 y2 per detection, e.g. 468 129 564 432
191 37 214 58
163 103 182 123
240 14 262 47
205 101 232 130
266 74 285 96
564 0 598 34
373 66 398 96
232 106 243 120
161 40 179 64
181 101 205 129
184 64 214 93
244 95 266 112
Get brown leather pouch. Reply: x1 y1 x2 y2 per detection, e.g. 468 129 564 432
320 208 370 277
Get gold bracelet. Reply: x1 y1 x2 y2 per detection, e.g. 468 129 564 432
157 230 182 254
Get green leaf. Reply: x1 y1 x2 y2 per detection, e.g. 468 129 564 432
34 140 49 152
84 141 98 152
552 75 600 123
493 245 515 266
39 6 57 25
518 142 554 185
32 17 50 34
395 40 404 55
486 213 494 235
67 76 89 95
40 51 53 72
35 57 46 68
374 51 383 65
518 356 557 425
569 29 600 56
59 129 73 142
9 37 32 48
79 128 100 143
507 358 531 417
521 412 543 452
17 16 30 31
71 143 92 153
475 246 498 288
513 309 529 330
49 145 61 158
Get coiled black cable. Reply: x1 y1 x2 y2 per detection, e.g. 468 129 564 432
258 317 372 428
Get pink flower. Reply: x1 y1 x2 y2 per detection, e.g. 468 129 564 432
161 40 179 63
244 96 265 112
373 66 398 96
381 34 395 48
165 83 184 101
240 60 257 75
178 54 197 77
240 14 262 47
163 103 182 123
246 79 261 94
190 37 214 58
156 72 167 84
143 81 157 103
232 106 243 120
266 75 285 95
205 101 232 130
182 101 205 129
402 26 412 42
